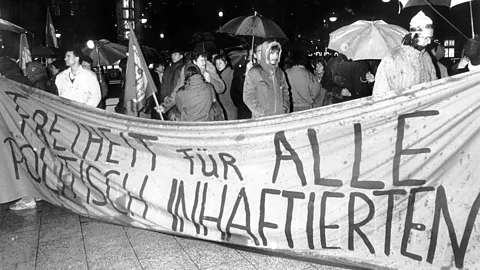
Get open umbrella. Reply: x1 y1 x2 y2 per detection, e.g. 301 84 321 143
190 31 215 52
0 18 31 34
215 33 248 51
399 0 470 8
141 46 163 64
399 0 474 38
227 49 249 67
328 20 408 61
189 31 248 53
79 39 127 66
217 11 287 60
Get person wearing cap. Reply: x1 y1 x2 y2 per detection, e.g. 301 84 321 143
373 11 437 94
160 48 185 104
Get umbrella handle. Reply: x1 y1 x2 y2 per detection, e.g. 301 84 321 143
95 43 102 76
250 36 255 63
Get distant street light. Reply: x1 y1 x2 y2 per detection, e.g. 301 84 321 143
87 40 95 49
141 13 148 24
55 33 61 38
218 11 224 18
160 33 164 39
382 0 390 2
329 12 338 22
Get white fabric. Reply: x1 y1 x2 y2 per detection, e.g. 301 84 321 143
55 65 101 107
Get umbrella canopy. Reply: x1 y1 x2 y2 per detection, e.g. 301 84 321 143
399 0 471 8
217 12 287 40
328 20 408 61
399 0 474 38
227 49 249 67
141 46 163 64
189 31 248 53
79 39 127 66
0 18 31 34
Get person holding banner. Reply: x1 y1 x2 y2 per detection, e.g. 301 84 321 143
373 11 437 94
55 48 102 108
174 64 216 121
156 49 226 120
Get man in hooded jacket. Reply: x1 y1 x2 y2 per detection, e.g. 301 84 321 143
243 41 290 118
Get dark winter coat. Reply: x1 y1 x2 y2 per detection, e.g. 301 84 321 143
218 66 237 120
175 74 215 122
230 60 252 119
243 41 290 118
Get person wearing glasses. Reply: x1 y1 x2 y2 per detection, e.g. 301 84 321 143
373 11 436 94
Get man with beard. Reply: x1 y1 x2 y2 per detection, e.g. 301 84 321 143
243 40 290 118
373 11 436 94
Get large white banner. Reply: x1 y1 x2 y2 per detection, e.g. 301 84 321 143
0 71 479 269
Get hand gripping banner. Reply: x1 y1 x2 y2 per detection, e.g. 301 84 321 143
0 71 479 269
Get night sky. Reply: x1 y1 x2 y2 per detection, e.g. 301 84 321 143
0 0 477 54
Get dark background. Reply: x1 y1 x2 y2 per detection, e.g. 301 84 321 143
0 0 478 56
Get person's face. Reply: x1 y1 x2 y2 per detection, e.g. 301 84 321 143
50 65 59 76
155 64 165 73
82 61 92 70
315 63 324 74
268 50 280 65
193 56 206 71
417 34 432 48
171 52 183 63
215 59 226 72
64 51 78 67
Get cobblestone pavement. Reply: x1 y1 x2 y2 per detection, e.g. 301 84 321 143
0 201 353 270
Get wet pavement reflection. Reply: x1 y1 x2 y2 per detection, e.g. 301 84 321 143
0 201 348 270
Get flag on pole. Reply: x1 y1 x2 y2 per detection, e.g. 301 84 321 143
124 23 159 116
45 7 58 48
19 33 32 75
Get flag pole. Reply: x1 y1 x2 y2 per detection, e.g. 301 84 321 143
128 22 164 120
469 1 475 38
150 75 164 121
95 42 103 85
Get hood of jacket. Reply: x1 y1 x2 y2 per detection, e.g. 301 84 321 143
184 73 207 90
259 41 282 72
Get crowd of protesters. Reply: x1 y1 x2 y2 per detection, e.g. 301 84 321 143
1 11 480 127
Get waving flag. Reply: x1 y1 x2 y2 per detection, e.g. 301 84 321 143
45 7 58 48
19 33 32 75
124 24 158 116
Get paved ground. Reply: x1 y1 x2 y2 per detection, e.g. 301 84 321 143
0 201 351 270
